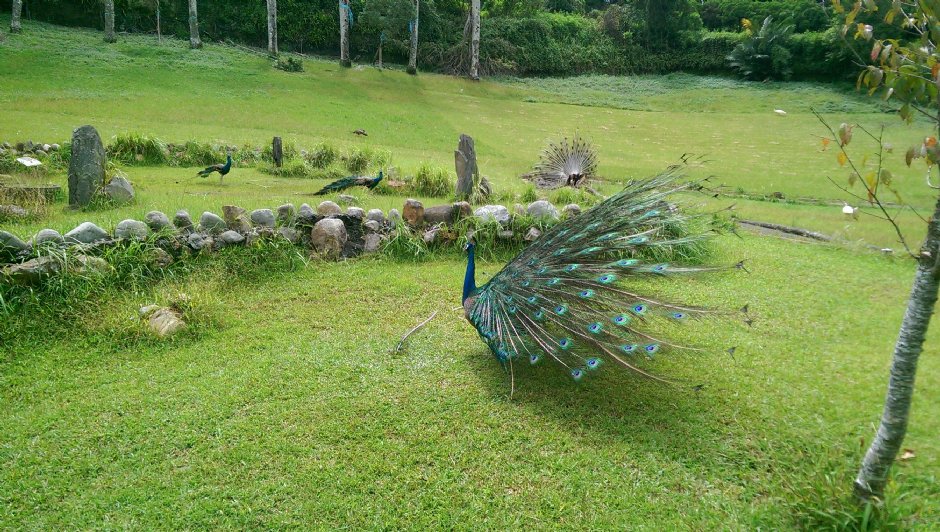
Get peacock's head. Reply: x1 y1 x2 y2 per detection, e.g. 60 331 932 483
463 232 476 253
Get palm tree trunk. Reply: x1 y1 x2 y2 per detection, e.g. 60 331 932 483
267 0 278 55
469 0 480 80
10 0 22 34
104 0 117 43
339 0 351 68
188 0 201 48
407 0 419 75
855 194 940 501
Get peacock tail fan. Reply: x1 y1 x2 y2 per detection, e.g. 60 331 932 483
464 164 745 384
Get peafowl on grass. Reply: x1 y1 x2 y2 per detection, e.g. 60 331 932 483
462 164 746 389
196 154 232 183
313 171 383 196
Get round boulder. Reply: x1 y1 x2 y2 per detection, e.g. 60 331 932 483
403 199 424 226
563 204 582 217
250 208 276 228
145 211 174 232
115 219 150 240
64 222 110 244
317 201 342 217
199 212 226 234
474 205 510 224
527 200 559 221
32 229 64 247
366 209 385 223
311 218 347 257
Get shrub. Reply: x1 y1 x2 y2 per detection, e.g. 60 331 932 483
520 185 538 203
343 147 391 174
171 140 226 167
304 143 340 169
274 56 304 72
728 16 794 80
698 0 830 33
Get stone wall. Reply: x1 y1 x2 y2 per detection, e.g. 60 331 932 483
1 198 582 284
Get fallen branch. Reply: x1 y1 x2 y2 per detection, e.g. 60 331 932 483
737 219 832 242
392 310 438 355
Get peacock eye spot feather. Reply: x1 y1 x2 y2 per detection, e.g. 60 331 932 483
530 354 541 364
652 263 669 273
571 368 584 381
565 264 580 272
554 305 568 315
621 344 638 354
558 337 573 350
508 306 517 314
671 312 686 320
645 344 659 355
616 259 639 268
537 267 549 274
521 280 531 287
588 322 603 334
579 289 594 298
586 357 602 370
597 274 617 284
547 278 561 286
632 304 647 315
553 248 568 256
612 314 631 325
527 296 538 304
533 310 545 320
629 236 649 245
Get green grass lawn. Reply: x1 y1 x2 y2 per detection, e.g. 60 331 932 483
2 18 939 528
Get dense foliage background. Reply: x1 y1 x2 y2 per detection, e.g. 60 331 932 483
1 0 868 79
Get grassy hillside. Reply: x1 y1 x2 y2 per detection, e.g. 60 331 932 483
1 20 938 529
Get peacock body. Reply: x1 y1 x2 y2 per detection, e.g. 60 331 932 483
462 165 740 383
314 171 383 196
197 154 232 182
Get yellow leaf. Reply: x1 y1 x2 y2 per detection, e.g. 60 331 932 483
837 152 848 166
821 138 831 151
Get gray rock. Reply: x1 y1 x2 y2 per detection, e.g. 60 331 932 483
423 227 440 244
346 207 365 219
218 230 246 246
527 200 559 221
68 125 106 207
276 204 296 226
146 307 186 338
424 204 455 225
513 203 526 216
186 232 213 251
317 201 342 217
498 230 515 240
563 204 582 217
278 226 300 244
524 227 542 242
337 194 359 206
0 205 29 219
49 143 61 152
1 230 28 254
102 176 135 204
199 212 226 234
42 144 51 152
149 248 174 268
311 218 347 257
364 220 381 233
363 233 384 253
250 208 276 228
174 210 194 233
388 209 402 228
474 205 510 224
114 219 149 240
32 229 64 247
139 304 161 318
366 209 385 223
3 254 111 285
403 199 424 226
64 221 109 244
144 211 174 232
222 205 251 232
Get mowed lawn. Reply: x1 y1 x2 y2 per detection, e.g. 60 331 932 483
1 18 939 528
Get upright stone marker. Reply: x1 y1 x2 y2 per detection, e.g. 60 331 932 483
454 134 479 200
68 125 106 208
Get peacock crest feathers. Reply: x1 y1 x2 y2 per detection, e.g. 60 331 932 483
465 163 744 384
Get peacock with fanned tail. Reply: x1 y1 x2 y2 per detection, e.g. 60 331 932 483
462 165 745 384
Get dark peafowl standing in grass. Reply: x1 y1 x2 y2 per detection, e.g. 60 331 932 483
313 171 383 196
196 154 232 183
462 165 745 388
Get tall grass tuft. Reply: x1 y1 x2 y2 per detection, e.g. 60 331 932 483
108 132 169 165
412 164 454 197
304 143 340 169
343 147 391 174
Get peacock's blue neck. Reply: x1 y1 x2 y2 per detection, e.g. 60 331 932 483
222 155 232 171
462 244 477 302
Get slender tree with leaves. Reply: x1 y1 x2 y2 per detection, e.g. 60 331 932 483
407 0 420 75
267 0 279 55
10 0 23 34
188 0 201 48
340 0 352 67
826 0 940 504
103 0 117 43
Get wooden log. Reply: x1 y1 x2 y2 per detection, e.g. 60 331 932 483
272 136 283 168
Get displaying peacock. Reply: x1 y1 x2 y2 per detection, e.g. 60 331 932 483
196 154 232 183
313 171 383 196
462 165 744 386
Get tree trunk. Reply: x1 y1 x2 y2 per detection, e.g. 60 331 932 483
267 0 278 55
272 137 283 168
854 194 940 501
339 0 351 68
104 0 116 43
469 0 480 80
377 40 383 69
188 0 201 49
156 2 161 42
407 0 419 75
10 0 22 34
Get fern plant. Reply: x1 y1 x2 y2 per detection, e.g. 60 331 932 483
727 16 794 81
